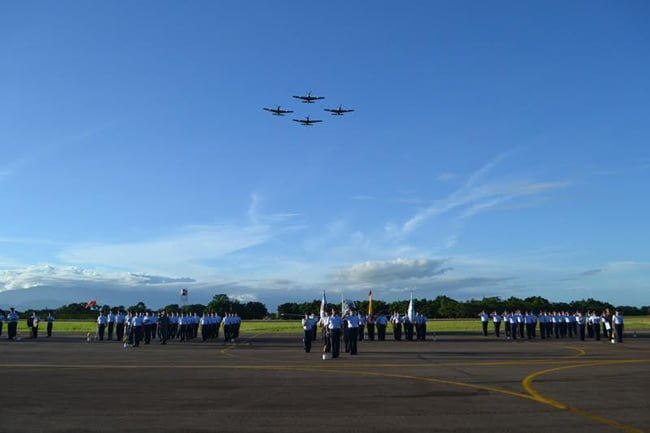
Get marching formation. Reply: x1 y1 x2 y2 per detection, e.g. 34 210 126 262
301 308 430 358
479 309 625 343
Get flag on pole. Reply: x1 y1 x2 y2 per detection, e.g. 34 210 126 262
84 300 97 309
320 291 327 319
407 292 416 322
368 290 373 317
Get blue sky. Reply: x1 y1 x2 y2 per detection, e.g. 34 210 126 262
1 1 649 309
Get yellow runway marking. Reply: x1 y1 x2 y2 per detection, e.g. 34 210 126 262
522 359 650 433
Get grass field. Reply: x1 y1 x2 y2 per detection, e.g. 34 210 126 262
11 316 650 335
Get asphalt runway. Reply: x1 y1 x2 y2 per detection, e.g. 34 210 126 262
1 332 649 433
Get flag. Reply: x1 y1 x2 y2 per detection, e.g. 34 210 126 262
180 288 188 297
84 300 97 309
320 291 327 319
342 299 356 316
407 292 416 322
368 290 373 317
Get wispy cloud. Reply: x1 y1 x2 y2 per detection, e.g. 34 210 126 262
399 151 569 235
58 193 299 276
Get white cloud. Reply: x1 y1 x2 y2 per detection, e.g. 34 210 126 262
0 264 194 291
57 193 299 276
333 258 452 284
400 151 569 235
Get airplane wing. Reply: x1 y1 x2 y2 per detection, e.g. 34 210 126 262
311 119 323 123
263 107 273 112
281 109 294 114
323 108 335 112
343 109 354 113
314 96 325 100
292 119 304 123
292 95 304 100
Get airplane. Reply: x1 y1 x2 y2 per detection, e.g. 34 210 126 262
263 105 294 116
292 116 322 126
292 91 325 103
324 105 355 115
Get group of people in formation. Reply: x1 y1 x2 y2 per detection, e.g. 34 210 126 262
301 310 429 358
0 308 56 340
478 309 625 342
93 311 242 347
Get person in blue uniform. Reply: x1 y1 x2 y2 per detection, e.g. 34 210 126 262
97 312 107 341
302 314 314 353
7 308 19 340
613 310 624 343
478 310 489 336
46 312 55 337
345 309 360 355
328 309 342 358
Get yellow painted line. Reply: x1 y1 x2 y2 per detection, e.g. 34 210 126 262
522 360 650 433
561 345 587 357
219 333 261 356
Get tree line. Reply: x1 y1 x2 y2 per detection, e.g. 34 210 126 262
276 295 650 319
10 294 649 320
15 294 268 320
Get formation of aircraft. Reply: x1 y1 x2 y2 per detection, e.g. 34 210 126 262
324 105 354 115
292 91 325 104
292 116 322 126
262 105 294 116
263 91 353 126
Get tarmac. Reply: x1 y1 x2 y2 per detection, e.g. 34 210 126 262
1 331 648 433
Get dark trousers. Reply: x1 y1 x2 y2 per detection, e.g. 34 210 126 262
330 328 341 358
579 324 586 341
0 322 3 336
510 323 517 340
7 322 18 340
358 325 365 341
343 326 350 352
378 324 386 340
348 327 358 354
116 323 125 341
151 324 157 340
518 323 524 338
97 324 106 340
31 326 39 338
615 324 623 342
481 321 488 336
47 322 53 337
303 329 312 353
134 326 143 346
144 324 152 344
593 323 601 340
405 323 414 341
493 322 501 337
505 321 511 337
159 326 169 344
107 322 114 340
367 323 375 340
393 323 402 341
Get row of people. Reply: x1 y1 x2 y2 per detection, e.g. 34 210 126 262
98 311 243 346
301 310 430 356
0 309 56 340
479 309 625 342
